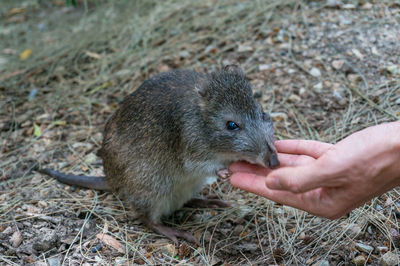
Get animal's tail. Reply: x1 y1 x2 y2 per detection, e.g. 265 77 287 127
35 167 110 191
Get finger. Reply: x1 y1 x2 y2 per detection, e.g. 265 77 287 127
277 153 315 167
229 161 271 176
265 164 329 193
229 154 315 174
229 173 321 213
275 140 333 158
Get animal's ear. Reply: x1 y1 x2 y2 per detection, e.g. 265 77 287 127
224 64 244 76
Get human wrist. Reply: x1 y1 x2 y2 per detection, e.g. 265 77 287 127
392 120 400 152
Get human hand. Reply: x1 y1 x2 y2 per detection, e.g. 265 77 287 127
229 121 400 219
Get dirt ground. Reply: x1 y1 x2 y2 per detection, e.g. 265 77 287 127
1 0 400 265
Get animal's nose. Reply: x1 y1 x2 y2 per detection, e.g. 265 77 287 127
266 153 280 168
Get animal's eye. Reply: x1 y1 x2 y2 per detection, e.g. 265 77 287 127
226 121 240 131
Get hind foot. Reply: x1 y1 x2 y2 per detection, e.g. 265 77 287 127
145 220 199 245
185 196 230 208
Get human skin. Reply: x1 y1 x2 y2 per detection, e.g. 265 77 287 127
229 121 400 219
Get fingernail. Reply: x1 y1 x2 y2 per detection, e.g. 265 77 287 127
266 177 282 190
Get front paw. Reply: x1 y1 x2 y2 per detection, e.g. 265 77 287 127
216 168 232 182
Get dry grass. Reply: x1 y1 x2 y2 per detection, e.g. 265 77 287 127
1 0 400 264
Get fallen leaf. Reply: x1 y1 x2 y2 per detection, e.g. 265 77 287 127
19 49 32 60
51 120 67 126
96 233 125 254
33 123 42 137
8 7 26 16
86 51 101 59
10 231 23 248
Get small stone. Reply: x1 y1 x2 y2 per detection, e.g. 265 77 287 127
325 0 343 8
33 231 59 252
310 67 321 77
40 188 51 198
233 225 244 236
161 243 177 257
362 2 373 9
331 60 344 70
38 201 48 208
115 257 127 265
342 4 356 9
3 226 13 235
376 246 389 254
395 98 400 105
313 82 323 92
347 74 361 83
355 242 374 253
288 94 301 103
10 231 23 248
371 46 380 56
312 259 329 266
390 228 398 238
345 223 362 238
386 65 399 75
352 48 364 60
84 153 97 165
258 64 270 71
312 217 322 225
47 256 61 266
237 44 253 52
353 255 366 265
178 50 190 58
380 251 400 266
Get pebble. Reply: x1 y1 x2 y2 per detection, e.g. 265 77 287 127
258 64 270 71
178 50 190 58
233 224 244 236
47 256 60 266
115 257 127 265
376 246 389 253
380 251 400 266
355 242 374 253
38 200 48 208
310 67 321 77
161 243 177 257
312 259 329 266
3 226 13 235
331 59 344 70
84 153 97 165
313 82 323 92
288 94 301 103
347 74 361 83
32 231 59 252
353 255 366 266
9 231 23 248
325 0 343 8
346 223 362 238
395 98 400 105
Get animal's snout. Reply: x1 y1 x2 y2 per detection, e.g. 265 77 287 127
265 153 280 168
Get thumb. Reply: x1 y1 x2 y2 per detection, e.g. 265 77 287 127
265 164 327 193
